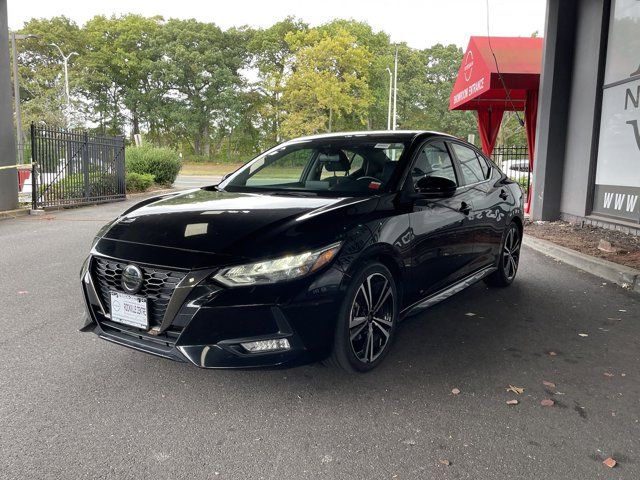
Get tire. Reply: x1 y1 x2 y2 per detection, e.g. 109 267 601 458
326 262 398 373
484 222 522 287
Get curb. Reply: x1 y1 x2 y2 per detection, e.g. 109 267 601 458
0 208 30 220
523 235 640 294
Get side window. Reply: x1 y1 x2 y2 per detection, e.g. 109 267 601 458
246 148 313 186
451 144 488 184
412 141 457 188
347 152 364 172
477 153 491 178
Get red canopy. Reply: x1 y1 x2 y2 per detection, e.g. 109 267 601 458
450 36 543 212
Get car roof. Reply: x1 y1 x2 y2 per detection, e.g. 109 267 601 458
282 130 459 144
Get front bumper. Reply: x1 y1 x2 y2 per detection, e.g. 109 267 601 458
81 255 343 368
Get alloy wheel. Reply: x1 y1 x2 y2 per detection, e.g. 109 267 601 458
502 226 521 281
349 272 395 363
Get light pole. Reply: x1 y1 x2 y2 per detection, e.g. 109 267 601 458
392 46 398 131
386 67 392 131
49 43 78 110
10 32 38 164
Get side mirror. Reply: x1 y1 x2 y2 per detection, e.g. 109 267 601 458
414 176 457 198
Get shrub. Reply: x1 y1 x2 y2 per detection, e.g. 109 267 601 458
126 145 181 185
39 171 119 202
126 172 155 193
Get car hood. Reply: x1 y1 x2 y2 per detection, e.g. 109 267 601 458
101 189 374 260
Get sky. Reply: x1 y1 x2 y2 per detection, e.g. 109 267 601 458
7 0 546 49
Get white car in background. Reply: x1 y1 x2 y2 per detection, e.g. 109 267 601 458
501 159 530 178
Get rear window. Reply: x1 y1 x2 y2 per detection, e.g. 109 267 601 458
451 144 489 184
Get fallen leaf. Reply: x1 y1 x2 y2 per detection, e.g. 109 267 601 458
506 399 519 406
542 380 556 388
540 399 555 407
451 388 460 395
548 351 557 356
506 385 524 395
603 457 617 468
578 333 589 337
604 372 614 377
438 459 451 466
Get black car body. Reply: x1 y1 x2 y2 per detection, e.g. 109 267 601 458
81 131 524 371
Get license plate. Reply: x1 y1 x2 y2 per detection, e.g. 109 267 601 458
109 291 148 329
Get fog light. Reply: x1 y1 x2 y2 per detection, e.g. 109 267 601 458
241 338 291 353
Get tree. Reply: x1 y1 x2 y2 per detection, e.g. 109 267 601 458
16 16 84 129
281 27 373 138
396 43 476 139
80 15 164 136
314 19 392 130
154 19 249 156
249 17 307 146
12 14 495 162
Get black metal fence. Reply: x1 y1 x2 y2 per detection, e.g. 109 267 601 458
491 145 530 196
31 124 126 209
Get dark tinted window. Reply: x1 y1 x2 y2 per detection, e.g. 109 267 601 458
451 143 488 184
411 141 457 188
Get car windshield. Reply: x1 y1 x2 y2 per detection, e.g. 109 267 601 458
219 137 407 196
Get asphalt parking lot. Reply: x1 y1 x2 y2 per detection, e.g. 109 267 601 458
1 197 639 479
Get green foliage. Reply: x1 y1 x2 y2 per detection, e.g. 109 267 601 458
281 26 373 137
16 15 497 162
14 16 83 128
126 145 181 185
249 17 308 145
396 43 476 138
125 172 155 193
40 171 118 201
497 112 528 148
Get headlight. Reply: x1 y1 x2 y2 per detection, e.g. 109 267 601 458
213 242 341 287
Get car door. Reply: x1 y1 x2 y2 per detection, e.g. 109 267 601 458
406 140 478 304
448 142 507 269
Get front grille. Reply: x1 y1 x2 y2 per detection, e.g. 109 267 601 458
92 257 187 328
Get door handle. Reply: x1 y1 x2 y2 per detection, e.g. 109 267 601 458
499 189 509 200
459 202 471 215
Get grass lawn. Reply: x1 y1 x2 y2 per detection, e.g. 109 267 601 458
180 162 245 176
180 162 307 181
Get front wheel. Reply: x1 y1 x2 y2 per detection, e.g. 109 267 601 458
327 262 398 372
484 222 521 287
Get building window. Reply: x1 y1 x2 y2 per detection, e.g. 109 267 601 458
592 0 640 222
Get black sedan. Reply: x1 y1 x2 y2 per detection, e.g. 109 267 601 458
80 131 524 372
